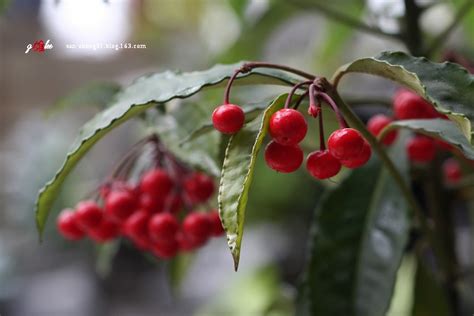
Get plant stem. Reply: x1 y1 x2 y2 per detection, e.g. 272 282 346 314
224 69 243 104
242 62 316 80
425 0 474 56
316 91 348 128
403 0 424 56
287 0 402 41
284 80 312 108
318 103 325 151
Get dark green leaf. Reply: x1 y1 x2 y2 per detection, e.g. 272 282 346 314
218 94 286 270
383 119 474 159
412 260 452 316
47 82 121 116
95 241 120 278
306 137 410 316
333 51 474 141
35 63 300 237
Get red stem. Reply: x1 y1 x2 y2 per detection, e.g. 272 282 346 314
318 99 326 151
316 91 348 128
284 80 312 108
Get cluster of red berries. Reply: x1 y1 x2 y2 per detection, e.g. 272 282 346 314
57 138 225 259
366 89 466 184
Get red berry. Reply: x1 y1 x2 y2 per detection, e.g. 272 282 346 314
306 150 341 179
123 210 150 243
89 218 120 243
165 193 183 213
139 193 164 213
393 90 437 119
207 210 225 237
443 158 462 184
264 141 303 173
75 200 103 230
269 109 307 145
105 190 137 222
328 128 365 161
57 209 85 240
177 231 204 251
435 139 454 151
148 213 180 243
212 104 245 134
152 239 179 259
182 212 212 242
340 140 372 168
183 172 215 204
367 114 398 145
140 169 173 197
406 136 436 163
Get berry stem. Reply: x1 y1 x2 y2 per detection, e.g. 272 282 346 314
318 101 325 151
316 91 348 128
223 69 243 104
284 80 312 108
292 90 309 109
242 62 316 80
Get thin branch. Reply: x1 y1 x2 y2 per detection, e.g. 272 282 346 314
288 0 402 41
425 0 474 56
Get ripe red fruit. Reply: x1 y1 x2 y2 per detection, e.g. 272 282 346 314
139 193 164 213
264 141 303 173
340 140 372 168
443 158 462 184
57 209 85 240
165 193 183 213
177 231 204 251
269 109 308 145
140 169 174 197
393 90 438 119
75 200 103 230
123 210 150 243
212 104 245 134
183 172 215 203
435 139 454 151
208 210 225 237
105 190 137 222
89 218 120 243
148 213 180 243
406 136 436 163
182 212 212 242
328 128 366 161
367 114 398 145
152 239 179 259
306 150 341 179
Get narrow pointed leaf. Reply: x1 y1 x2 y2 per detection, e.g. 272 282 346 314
218 94 286 270
333 51 474 141
35 64 299 237
306 137 410 316
383 119 474 159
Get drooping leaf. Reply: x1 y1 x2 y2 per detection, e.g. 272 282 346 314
305 136 410 316
218 94 286 270
383 119 474 159
46 81 121 116
35 64 300 237
333 51 474 141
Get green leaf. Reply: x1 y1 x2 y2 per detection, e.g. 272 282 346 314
218 94 286 270
95 241 120 278
333 51 474 142
305 137 410 316
168 253 195 294
46 81 121 116
412 260 452 316
153 102 221 177
35 63 300 238
383 119 474 159
228 0 249 21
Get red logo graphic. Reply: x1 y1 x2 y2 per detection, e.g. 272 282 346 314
25 39 53 54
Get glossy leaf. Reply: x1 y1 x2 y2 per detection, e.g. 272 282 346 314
333 51 474 141
383 119 474 159
218 94 286 270
35 64 300 237
306 137 410 316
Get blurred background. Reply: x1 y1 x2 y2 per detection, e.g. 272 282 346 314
0 0 473 315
